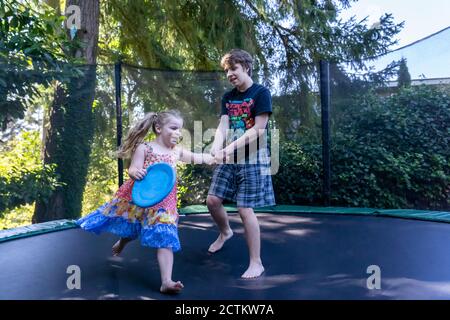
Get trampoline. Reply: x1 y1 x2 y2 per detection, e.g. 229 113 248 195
2 206 450 300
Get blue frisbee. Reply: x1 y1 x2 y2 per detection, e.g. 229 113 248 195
131 162 176 208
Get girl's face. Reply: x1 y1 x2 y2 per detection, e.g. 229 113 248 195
156 116 183 147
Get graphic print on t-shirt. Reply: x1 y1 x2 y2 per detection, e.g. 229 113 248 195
226 98 255 132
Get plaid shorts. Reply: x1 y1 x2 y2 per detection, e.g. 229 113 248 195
208 163 276 208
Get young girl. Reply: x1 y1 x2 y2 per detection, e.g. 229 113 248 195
77 109 214 294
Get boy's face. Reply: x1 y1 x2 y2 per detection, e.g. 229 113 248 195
224 63 251 88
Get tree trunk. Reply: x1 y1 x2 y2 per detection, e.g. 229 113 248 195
40 1 59 166
33 0 100 223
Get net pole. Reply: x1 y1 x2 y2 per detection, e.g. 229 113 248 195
114 61 124 187
319 60 331 206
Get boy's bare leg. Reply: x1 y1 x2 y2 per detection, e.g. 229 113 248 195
112 237 133 256
157 248 184 294
207 195 233 253
239 208 265 278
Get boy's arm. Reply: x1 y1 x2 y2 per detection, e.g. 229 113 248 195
210 115 229 156
128 144 147 180
177 147 215 165
219 113 269 160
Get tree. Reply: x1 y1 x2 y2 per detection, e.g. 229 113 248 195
0 0 76 137
33 0 100 222
397 58 411 88
98 0 403 130
100 1 402 68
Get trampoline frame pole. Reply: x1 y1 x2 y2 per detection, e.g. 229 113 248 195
114 61 124 187
319 60 331 206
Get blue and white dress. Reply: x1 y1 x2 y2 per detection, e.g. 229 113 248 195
77 143 181 252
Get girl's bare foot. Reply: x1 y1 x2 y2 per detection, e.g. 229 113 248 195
112 238 132 256
241 262 265 278
160 280 184 294
208 229 233 253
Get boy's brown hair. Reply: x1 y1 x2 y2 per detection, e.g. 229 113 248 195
220 49 253 77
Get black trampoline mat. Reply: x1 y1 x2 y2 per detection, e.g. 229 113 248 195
2 212 450 300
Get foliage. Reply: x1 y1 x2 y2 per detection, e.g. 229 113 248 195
272 141 322 204
33 0 101 222
47 65 97 220
0 204 34 230
177 163 214 207
81 119 118 214
330 85 449 209
0 131 63 217
101 0 260 70
99 1 403 72
268 85 450 210
0 0 81 131
335 85 449 208
92 0 405 139
0 164 62 214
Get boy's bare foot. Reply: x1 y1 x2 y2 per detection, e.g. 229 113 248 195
112 238 131 256
160 280 184 294
241 262 265 278
208 230 233 253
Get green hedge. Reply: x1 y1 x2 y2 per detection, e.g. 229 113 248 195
330 85 449 209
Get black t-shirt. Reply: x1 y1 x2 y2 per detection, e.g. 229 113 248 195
221 83 272 163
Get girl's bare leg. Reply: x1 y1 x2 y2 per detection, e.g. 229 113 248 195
112 237 133 256
157 248 184 294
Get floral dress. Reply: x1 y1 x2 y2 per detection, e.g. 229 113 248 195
77 142 180 252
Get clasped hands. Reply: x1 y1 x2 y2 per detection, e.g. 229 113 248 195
203 147 232 165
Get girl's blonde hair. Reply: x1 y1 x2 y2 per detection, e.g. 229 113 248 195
117 109 182 159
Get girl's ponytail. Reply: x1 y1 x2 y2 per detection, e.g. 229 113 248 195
117 109 182 160
117 112 157 159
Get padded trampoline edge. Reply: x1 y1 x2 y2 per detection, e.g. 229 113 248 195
0 219 78 243
2 206 449 243
179 205 450 223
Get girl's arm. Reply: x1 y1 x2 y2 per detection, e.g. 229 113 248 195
128 144 147 180
177 147 215 165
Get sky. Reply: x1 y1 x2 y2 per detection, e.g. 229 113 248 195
339 0 450 79
339 0 450 49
